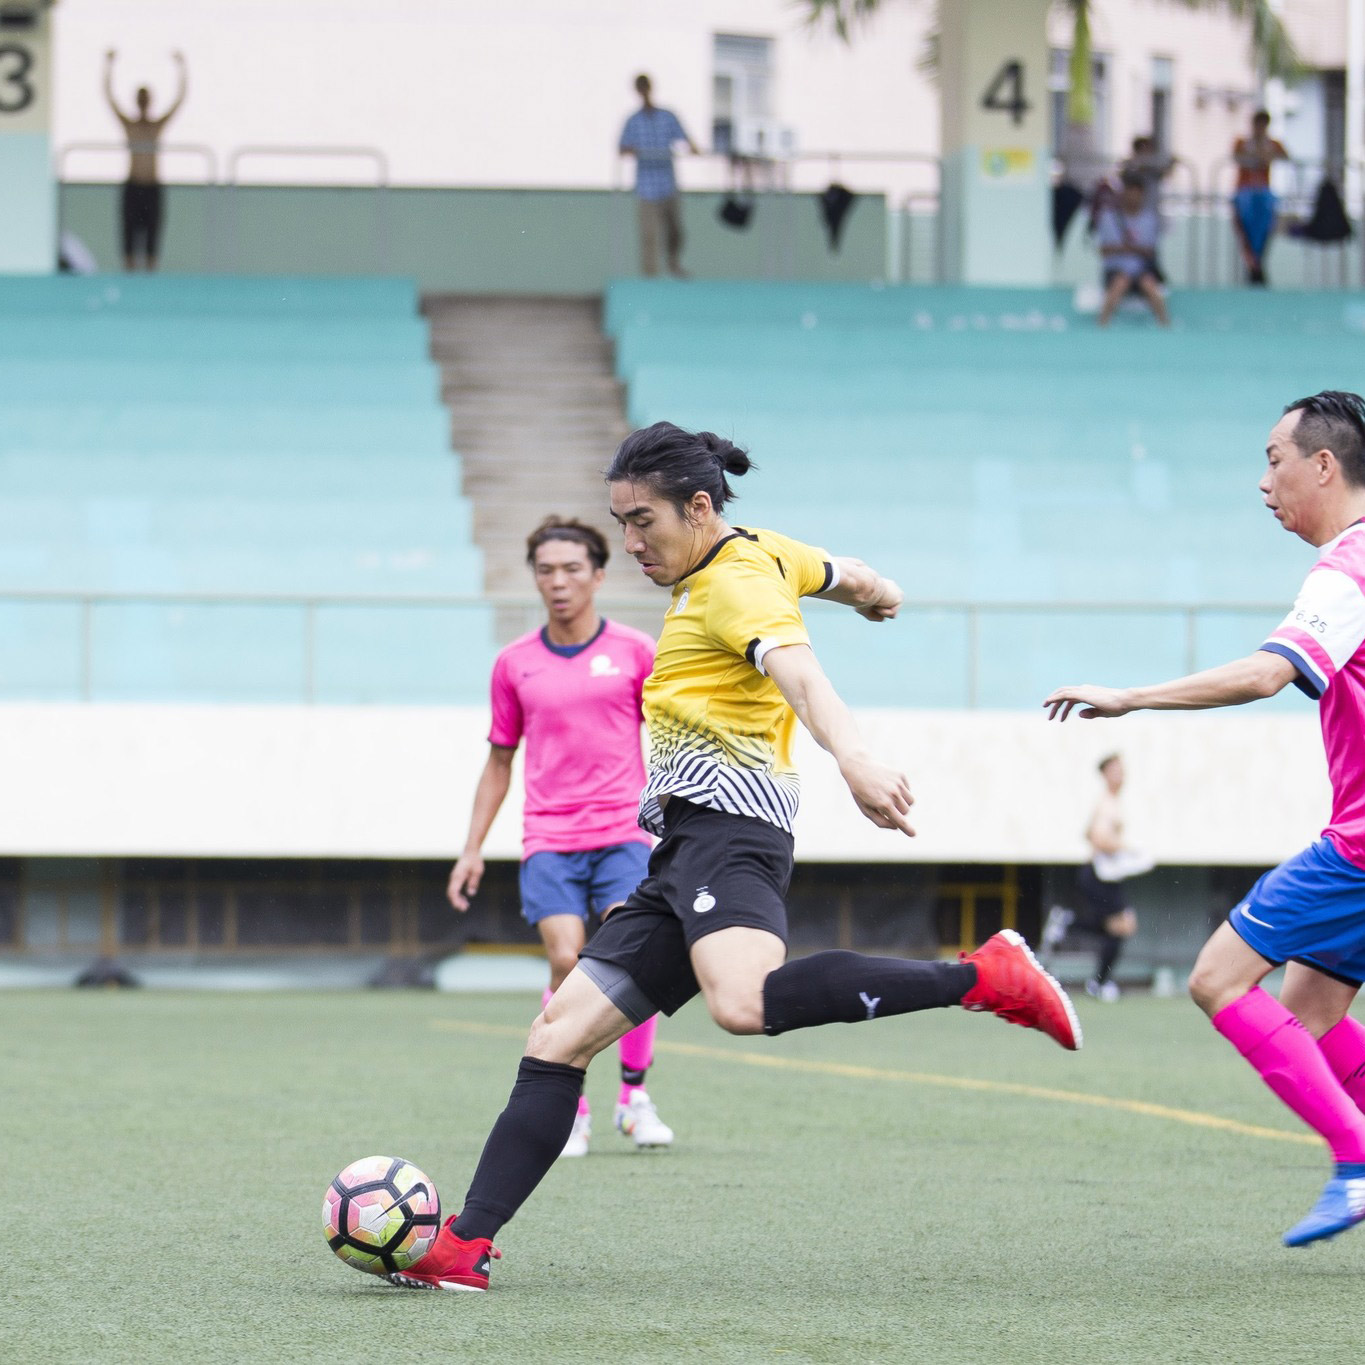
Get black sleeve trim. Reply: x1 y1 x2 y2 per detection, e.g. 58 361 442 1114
745 638 761 666
819 561 834 593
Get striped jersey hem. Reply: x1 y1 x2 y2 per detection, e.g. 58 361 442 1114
639 755 801 836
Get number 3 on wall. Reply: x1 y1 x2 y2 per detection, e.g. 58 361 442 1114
980 60 1030 126
0 42 36 115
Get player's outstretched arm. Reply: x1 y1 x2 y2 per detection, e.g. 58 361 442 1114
817 557 902 622
103 50 130 123
162 51 189 123
1044 650 1300 721
448 744 515 910
765 643 915 836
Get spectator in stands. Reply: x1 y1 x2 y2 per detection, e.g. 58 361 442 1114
1043 754 1153 1001
103 48 187 271
1120 136 1175 217
619 74 699 278
1232 109 1289 286
1096 172 1170 328
447 516 674 1158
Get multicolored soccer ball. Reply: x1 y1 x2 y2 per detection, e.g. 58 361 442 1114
323 1155 442 1276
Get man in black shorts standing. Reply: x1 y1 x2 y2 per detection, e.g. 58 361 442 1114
389 422 1082 1292
104 49 187 271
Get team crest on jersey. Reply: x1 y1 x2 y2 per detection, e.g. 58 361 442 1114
673 588 690 615
692 886 716 913
589 654 620 677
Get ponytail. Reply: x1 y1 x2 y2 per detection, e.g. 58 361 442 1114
606 421 754 517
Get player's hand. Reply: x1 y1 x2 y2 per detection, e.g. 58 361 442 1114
841 753 916 837
1043 685 1133 721
446 852 484 912
857 576 902 623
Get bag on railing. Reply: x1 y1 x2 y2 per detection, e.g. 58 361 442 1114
1292 178 1354 244
819 182 855 251
718 195 754 229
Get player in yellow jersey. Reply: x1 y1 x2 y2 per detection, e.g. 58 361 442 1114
390 422 1081 1292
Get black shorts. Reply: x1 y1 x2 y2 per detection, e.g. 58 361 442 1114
577 799 793 1020
121 182 163 259
1075 864 1129 931
1103 264 1162 293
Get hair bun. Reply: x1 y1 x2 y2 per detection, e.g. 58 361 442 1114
700 431 752 478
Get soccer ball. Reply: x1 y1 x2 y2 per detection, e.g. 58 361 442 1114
323 1155 442 1276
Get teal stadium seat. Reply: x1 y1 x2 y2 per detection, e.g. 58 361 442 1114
605 280 1352 707
0 275 492 703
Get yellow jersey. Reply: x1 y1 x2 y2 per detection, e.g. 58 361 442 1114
639 526 835 835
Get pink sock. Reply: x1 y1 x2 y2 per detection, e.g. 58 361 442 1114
576 1094 590 1119
1318 1015 1365 1112
1213 988 1365 1162
617 1014 658 1106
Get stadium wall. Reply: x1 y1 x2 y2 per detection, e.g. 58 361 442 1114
57 184 889 292
0 703 1328 865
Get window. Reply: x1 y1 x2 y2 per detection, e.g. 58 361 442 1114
1150 57 1174 153
712 34 774 156
1049 46 1111 164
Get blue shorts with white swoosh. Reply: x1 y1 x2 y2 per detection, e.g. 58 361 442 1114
1229 838 1365 985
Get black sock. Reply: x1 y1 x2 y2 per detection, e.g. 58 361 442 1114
620 1064 648 1087
1095 935 1122 986
451 1056 585 1242
762 950 978 1037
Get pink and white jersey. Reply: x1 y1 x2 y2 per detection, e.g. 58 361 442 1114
488 619 654 858
1261 520 1365 869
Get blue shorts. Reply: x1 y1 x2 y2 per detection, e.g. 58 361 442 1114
1229 838 1365 985
519 842 651 927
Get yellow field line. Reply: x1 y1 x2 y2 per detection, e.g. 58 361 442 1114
432 1016 1317 1147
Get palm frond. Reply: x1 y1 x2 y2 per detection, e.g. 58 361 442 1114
1152 0 1302 82
801 0 1303 107
802 0 883 42
1067 1 1094 125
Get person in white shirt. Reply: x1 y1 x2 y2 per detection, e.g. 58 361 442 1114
1095 173 1169 328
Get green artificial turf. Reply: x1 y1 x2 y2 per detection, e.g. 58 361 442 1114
3 990 1362 1364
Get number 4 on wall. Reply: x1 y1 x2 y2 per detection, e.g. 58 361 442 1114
980 60 1030 126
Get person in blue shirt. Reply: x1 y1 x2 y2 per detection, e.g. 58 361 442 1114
619 74 699 278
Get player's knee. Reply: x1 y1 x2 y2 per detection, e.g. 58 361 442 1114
707 992 764 1036
1186 961 1228 1016
526 1009 592 1066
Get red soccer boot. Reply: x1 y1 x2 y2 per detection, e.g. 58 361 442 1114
960 929 1082 1051
388 1215 502 1292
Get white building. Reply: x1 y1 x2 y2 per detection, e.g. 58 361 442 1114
53 0 1354 202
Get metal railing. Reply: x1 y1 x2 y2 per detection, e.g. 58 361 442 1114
1 589 1283 708
56 139 392 274
55 138 1365 288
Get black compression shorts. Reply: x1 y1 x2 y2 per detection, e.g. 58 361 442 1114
578 798 793 1017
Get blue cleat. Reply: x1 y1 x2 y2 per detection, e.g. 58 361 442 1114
1282 1172 1365 1247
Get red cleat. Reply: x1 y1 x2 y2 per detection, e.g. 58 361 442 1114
960 929 1082 1051
387 1216 501 1292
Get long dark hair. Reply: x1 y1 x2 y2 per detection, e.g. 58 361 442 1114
604 421 754 519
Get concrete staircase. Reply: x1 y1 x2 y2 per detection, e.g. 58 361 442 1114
421 294 661 641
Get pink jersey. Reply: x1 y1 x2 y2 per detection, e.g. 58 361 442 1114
1262 520 1365 869
488 619 655 858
